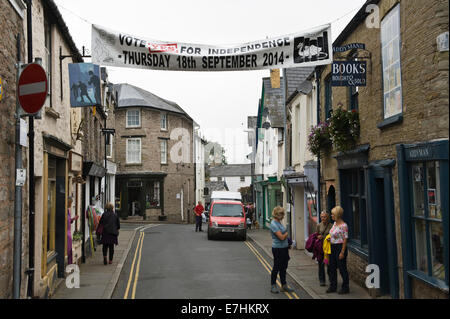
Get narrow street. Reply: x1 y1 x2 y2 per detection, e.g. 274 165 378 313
112 224 312 299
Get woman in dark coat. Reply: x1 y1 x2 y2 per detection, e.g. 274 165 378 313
99 203 120 265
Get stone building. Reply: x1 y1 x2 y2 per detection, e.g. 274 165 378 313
316 0 448 299
25 0 84 298
113 83 196 223
80 67 117 259
0 0 27 299
282 66 318 250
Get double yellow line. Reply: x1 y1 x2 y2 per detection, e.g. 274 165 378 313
124 230 145 299
245 241 300 299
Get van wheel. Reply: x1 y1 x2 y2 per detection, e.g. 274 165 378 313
207 230 212 240
240 232 247 241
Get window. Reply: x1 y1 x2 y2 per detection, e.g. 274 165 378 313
126 109 141 128
44 19 52 107
160 139 167 164
106 134 113 158
344 168 368 249
47 157 56 254
411 161 445 281
161 113 167 131
218 177 222 182
381 4 402 119
324 75 332 120
240 176 245 182
153 181 160 207
126 138 141 164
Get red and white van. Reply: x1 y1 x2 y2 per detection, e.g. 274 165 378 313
207 200 246 241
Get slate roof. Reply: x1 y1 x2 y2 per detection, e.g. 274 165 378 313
262 77 285 128
284 67 315 102
113 83 192 119
209 164 252 177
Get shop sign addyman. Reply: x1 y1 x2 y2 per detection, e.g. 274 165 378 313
92 24 332 71
331 61 367 86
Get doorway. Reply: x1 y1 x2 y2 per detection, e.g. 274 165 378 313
367 164 399 298
128 186 142 216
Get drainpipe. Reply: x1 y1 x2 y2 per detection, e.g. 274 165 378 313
282 71 292 238
316 69 321 219
13 34 23 299
25 0 36 299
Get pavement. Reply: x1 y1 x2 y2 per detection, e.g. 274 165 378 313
52 222 372 299
52 226 138 299
246 227 372 299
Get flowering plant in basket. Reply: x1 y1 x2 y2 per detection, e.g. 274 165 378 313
307 122 332 157
328 108 360 153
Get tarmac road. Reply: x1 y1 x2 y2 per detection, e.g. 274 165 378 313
112 223 312 299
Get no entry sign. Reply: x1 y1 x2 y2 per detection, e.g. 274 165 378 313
18 63 48 114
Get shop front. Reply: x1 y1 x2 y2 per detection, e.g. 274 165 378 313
397 140 449 299
336 144 399 297
115 173 166 220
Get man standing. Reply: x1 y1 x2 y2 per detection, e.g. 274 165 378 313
194 201 204 232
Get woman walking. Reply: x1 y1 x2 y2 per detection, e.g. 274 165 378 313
269 206 295 294
327 206 350 294
99 203 120 265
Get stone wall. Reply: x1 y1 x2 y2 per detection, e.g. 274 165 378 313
114 107 195 223
318 0 449 298
0 0 28 299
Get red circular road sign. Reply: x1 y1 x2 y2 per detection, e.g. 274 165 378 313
18 63 48 114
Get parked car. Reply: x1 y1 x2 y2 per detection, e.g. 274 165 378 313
207 200 246 241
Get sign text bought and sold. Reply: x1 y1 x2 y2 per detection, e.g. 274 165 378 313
92 24 332 71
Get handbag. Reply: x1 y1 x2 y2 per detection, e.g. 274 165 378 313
96 223 103 236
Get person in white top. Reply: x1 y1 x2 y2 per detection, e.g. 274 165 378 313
326 206 350 294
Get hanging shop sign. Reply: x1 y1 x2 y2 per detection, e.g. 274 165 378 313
68 63 102 107
331 61 367 86
92 24 332 71
333 43 366 53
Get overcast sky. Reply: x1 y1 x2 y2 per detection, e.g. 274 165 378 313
54 0 366 164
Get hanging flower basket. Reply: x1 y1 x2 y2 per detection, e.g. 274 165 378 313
328 108 360 153
307 122 332 157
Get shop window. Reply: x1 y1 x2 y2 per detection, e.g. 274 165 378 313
47 157 56 254
381 4 403 119
126 138 141 164
126 109 141 128
344 168 368 250
411 161 445 281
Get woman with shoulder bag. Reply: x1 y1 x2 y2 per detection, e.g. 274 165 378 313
98 202 120 265
327 206 350 294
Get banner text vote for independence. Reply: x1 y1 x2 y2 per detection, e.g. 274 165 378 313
91 24 332 72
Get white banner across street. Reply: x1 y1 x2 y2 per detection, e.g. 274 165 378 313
92 24 332 71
